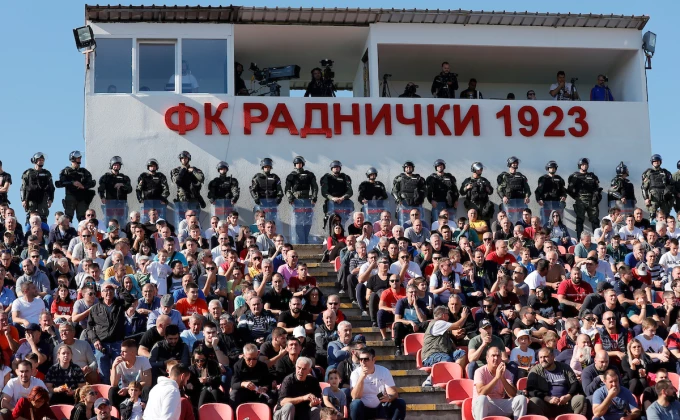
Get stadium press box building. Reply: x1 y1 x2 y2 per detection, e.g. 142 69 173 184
84 5 652 234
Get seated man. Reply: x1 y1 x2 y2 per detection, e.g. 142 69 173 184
230 343 276 407
277 296 314 336
376 274 406 341
646 378 680 420
635 317 673 371
526 348 587 417
175 282 208 328
627 289 664 336
147 294 186 332
149 324 190 379
472 346 527 420
581 350 620 398
0 360 47 413
11 282 46 334
594 310 633 367
512 307 549 350
259 327 289 372
326 321 353 371
640 368 669 411
466 319 506 380
314 310 338 367
391 284 429 356
275 337 302 385
108 339 152 408
556 267 593 318
263 274 293 316
274 356 322 420
592 369 640 420
237 296 278 345
593 289 629 329
138 314 171 358
474 296 514 349
420 305 468 387
350 347 406 420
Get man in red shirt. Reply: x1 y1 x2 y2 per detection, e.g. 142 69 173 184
376 274 406 340
0 311 19 367
175 282 208 327
557 267 594 318
485 240 518 266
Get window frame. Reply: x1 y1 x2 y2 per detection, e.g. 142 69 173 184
135 39 179 95
180 38 230 95
92 37 134 94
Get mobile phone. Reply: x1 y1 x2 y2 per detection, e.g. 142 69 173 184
377 392 384 400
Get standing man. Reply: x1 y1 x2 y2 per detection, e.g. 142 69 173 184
320 161 353 224
136 158 170 205
426 160 459 224
568 158 602 240
20 152 54 223
608 161 636 208
472 346 527 420
641 154 674 216
144 363 190 420
549 71 579 100
431 62 458 98
285 156 318 205
250 158 284 206
461 162 495 224
0 160 12 206
497 156 531 208
459 78 483 99
392 161 426 210
171 151 206 208
590 75 614 101
98 156 133 204
207 161 240 205
57 151 96 223
358 168 388 204
673 160 680 216
535 161 567 207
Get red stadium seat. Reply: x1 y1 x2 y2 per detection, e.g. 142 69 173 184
445 378 473 406
668 372 680 389
517 377 527 391
518 416 550 420
471 307 482 317
111 407 120 419
555 415 587 420
319 382 330 390
90 384 111 399
200 403 234 420
416 349 431 373
404 333 425 355
50 405 73 420
431 362 463 388
557 246 568 255
462 397 473 420
334 257 341 272
482 417 513 420
567 245 575 254
236 402 272 420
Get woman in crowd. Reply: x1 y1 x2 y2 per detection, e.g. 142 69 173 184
544 210 572 247
134 240 155 263
12 386 56 420
302 287 325 318
235 225 252 254
51 284 75 325
621 338 653 395
186 347 223 408
45 344 86 405
327 224 346 261
70 385 98 420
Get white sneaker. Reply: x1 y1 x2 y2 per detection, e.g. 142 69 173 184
422 376 432 387
361 311 369 317
338 289 346 294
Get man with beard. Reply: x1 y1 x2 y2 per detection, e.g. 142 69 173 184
526 348 587 417
277 296 314 336
581 349 621 397
592 369 640 420
556 267 594 318
149 324 190 379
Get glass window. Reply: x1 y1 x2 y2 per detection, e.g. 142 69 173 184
138 43 176 92
181 39 229 93
94 39 132 93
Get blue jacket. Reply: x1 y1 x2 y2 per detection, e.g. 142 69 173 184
590 85 614 101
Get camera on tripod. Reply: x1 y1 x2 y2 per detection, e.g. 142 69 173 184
603 76 609 83
248 62 301 96
320 59 335 80
570 77 578 84
405 83 418 95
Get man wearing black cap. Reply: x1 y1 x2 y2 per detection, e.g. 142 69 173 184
593 288 629 328
465 319 506 381
11 323 50 372
580 282 613 316
93 397 116 420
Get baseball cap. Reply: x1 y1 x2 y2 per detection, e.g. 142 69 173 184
597 282 614 292
95 398 111 408
377 256 389 264
25 323 41 332
293 326 306 338
351 334 366 344
106 225 119 233
636 263 648 276
514 329 530 346
479 319 492 329
161 294 174 307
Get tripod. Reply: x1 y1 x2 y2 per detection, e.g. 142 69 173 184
381 76 392 97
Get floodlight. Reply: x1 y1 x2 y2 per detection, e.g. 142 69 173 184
73 25 96 53
642 31 656 55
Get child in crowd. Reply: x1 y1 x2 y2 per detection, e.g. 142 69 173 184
519 247 535 274
509 330 535 379
119 380 145 420
51 284 75 325
147 248 172 296
322 369 346 414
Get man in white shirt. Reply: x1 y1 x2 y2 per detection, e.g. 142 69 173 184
666 216 680 239
524 259 549 294
596 242 615 281
350 348 405 420
389 251 422 283
0 360 46 409
144 363 190 420
549 71 579 100
11 282 45 331
619 214 644 250
660 239 680 270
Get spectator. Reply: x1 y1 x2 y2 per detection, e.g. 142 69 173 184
277 296 314 336
109 339 151 408
592 369 640 420
524 259 550 294
621 338 653 396
327 321 353 370
314 310 338 366
429 256 457 305
119 380 144 420
350 347 405 420
592 288 629 328
389 250 422 284
391 284 428 356
634 318 673 371
445 296 475 343
72 284 98 333
149 324 190 379
594 310 632 366
557 318 580 353
646 378 680 420
70 384 98 420
144 363 190 420
180 313 204 350
419 305 467 387
277 249 299 286
185 347 223 409
466 319 506 380
474 296 513 348
175 282 208 328
574 232 597 264
45 343 86 404
274 356 322 420
581 350 619 397
237 296 278 345
274 337 302 385
578 255 606 290
10 386 55 420
259 327 289 371
230 343 275 407
0 312 19 369
556 267 593 318
263 274 293 315
526 348 587 417
627 289 662 335
528 286 561 329
472 346 527 420
147 294 186 332
16 259 51 302
289 263 317 297
512 307 548 350
568 334 593 379
12 282 46 333
139 314 171 358
376 275 406 342
55 322 98 384
613 265 645 308
0 360 46 411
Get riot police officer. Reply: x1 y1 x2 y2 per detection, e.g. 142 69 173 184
98 156 133 203
136 158 170 204
641 154 674 216
497 156 531 205
249 158 284 205
392 161 426 207
607 161 636 206
461 162 495 222
535 161 567 206
57 151 96 222
426 159 459 221
207 161 240 205
358 167 388 203
285 156 318 204
673 160 680 214
21 152 55 223
321 160 353 210
567 158 602 239
0 161 12 206
171 151 206 208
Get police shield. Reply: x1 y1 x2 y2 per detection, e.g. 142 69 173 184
212 199 234 221
397 205 424 227
141 200 167 223
327 200 354 228
609 200 635 217
362 200 389 224
431 202 456 225
502 199 526 225
101 200 128 228
290 199 314 245
174 201 201 229
254 198 279 223
540 201 565 226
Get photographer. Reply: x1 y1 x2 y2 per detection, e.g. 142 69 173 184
305 66 335 98
431 62 459 99
549 71 579 101
398 83 420 98
590 74 614 101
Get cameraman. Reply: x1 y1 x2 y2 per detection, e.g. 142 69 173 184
459 78 483 99
590 75 614 101
305 67 334 98
235 62 249 96
398 83 420 98
431 62 459 99
549 70 579 101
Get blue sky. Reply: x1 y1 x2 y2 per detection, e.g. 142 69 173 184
0 1 677 222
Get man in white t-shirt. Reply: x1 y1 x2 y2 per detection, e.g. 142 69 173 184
635 319 671 362
619 214 644 250
659 239 680 271
524 260 549 294
110 339 152 407
429 258 459 305
0 360 46 409
549 71 579 101
389 251 422 283
665 216 680 239
350 347 406 420
11 282 45 332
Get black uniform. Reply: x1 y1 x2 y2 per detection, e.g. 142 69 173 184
431 72 459 98
136 171 170 203
98 171 133 201
607 175 636 203
170 166 206 208
461 176 495 221
0 171 11 205
285 169 318 203
358 180 388 202
567 171 602 239
250 172 284 205
320 172 353 214
426 172 459 208
641 168 674 215
207 174 240 204
535 174 567 203
304 80 334 97
57 166 96 222
392 173 426 207
496 171 531 200
21 168 55 222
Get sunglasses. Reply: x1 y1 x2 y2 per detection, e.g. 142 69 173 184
82 235 91 238
482 305 494 309
206 267 216 271
87 391 97 396
389 280 399 283
245 357 258 362
359 357 371 362
328 302 339 306
253 257 262 260
483 238 492 241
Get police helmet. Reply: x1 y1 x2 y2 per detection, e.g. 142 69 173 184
471 162 484 172
677 160 680 170
69 151 82 162
260 158 274 169
403 161 415 170
433 159 446 170
146 159 159 169
507 156 520 167
366 167 378 178
616 161 628 176
31 152 45 164
651 154 662 164
578 158 589 168
545 161 558 171
109 156 123 169
330 160 342 170
293 156 306 166
216 161 229 171
178 151 192 161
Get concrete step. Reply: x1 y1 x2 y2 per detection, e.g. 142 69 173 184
396 386 448 405
373 354 416 370
354 327 391 342
364 340 397 356
405 404 460 419
390 369 430 387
